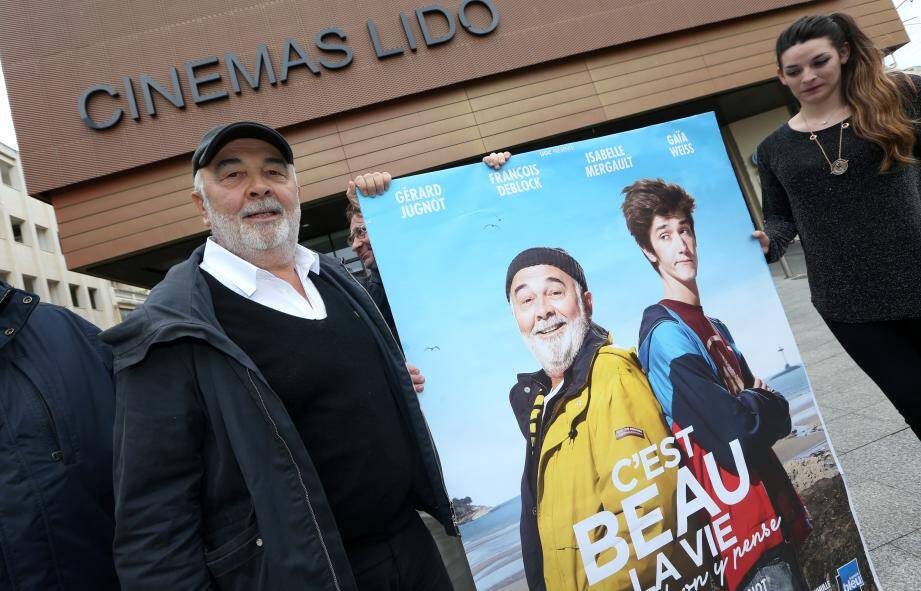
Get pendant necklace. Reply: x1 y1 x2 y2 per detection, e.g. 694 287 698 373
802 110 850 175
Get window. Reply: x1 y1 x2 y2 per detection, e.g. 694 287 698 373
47 280 61 305
118 305 135 321
22 274 37 294
10 216 26 244
35 225 53 251
302 229 364 274
88 287 99 310
0 161 13 187
0 269 10 284
69 284 81 307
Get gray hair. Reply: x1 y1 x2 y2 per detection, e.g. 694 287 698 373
193 169 207 200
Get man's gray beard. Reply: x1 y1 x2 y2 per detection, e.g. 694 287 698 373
204 197 300 263
523 299 591 378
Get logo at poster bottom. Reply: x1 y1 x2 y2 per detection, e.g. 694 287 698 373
836 558 865 591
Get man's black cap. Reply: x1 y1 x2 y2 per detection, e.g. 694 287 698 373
191 121 294 177
506 247 587 301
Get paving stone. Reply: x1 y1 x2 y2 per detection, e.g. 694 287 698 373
841 430 921 496
869 544 919 591
823 412 907 454
892 528 921 560
810 369 887 412
801 340 848 366
813 403 855 423
853 400 909 427
844 480 921 550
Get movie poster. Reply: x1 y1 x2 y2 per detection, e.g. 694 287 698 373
358 113 878 591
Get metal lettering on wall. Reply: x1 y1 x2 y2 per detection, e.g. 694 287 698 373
78 0 499 130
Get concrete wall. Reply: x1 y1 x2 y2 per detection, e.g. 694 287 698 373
0 142 127 328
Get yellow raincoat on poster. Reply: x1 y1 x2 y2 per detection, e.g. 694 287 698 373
525 337 700 590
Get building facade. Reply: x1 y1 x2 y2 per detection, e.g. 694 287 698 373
0 0 907 286
0 141 146 327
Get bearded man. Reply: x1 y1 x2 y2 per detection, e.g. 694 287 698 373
103 122 456 590
506 247 699 591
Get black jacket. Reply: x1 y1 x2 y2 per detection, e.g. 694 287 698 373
100 245 455 591
0 281 118 590
360 266 398 340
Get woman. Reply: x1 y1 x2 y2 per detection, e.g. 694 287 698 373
754 12 921 438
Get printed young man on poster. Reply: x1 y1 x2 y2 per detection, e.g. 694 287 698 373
623 179 812 591
505 247 702 591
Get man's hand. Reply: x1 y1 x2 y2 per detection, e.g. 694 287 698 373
752 230 770 255
346 172 392 206
752 377 774 392
407 363 426 394
482 151 511 170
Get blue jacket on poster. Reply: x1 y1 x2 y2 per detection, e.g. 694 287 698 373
637 302 812 590
0 280 119 590
637 303 793 464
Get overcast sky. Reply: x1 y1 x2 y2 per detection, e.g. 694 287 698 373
2 2 920 151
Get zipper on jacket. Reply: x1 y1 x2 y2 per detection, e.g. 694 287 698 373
340 261 457 534
247 370 341 591
25 377 65 462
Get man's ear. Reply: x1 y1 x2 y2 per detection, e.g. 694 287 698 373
582 291 593 318
641 247 658 265
191 192 211 228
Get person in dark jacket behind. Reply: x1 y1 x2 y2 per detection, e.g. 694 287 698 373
102 121 456 591
622 179 812 591
0 279 118 590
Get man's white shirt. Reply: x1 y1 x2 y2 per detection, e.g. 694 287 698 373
199 238 327 320
540 380 565 426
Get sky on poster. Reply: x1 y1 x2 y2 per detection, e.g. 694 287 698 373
360 113 807 508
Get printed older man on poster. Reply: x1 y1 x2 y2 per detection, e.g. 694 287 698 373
504 247 701 591
103 121 460 590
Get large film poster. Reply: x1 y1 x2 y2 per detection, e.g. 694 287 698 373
359 113 878 591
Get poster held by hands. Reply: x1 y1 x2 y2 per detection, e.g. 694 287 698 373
359 113 878 591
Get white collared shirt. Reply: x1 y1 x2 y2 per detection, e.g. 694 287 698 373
199 238 327 320
545 380 564 405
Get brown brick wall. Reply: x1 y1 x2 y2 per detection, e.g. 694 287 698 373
0 0 906 270
0 0 816 196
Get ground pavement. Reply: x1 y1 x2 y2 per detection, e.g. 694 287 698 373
771 246 921 591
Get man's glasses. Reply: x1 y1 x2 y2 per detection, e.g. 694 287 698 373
348 225 367 243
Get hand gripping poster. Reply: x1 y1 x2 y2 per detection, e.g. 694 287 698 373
357 113 878 591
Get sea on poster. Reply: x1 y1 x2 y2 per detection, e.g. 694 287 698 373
359 113 878 591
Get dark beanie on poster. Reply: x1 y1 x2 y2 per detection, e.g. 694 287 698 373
505 247 587 300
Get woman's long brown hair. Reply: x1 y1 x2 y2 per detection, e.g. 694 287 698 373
777 12 916 171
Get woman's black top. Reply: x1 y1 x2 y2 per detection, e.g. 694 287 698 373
756 74 921 323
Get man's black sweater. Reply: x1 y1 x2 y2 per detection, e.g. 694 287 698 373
203 270 417 545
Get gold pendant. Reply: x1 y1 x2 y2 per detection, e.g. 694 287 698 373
831 159 848 175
